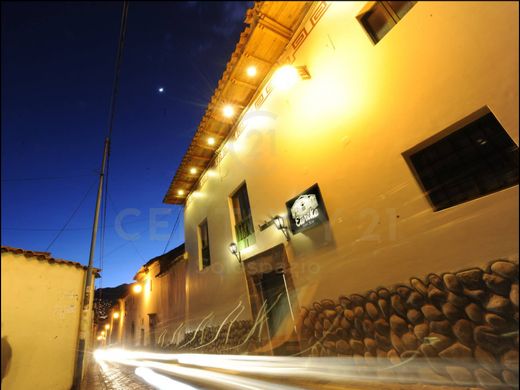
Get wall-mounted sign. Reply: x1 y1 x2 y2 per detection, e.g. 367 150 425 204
285 183 329 234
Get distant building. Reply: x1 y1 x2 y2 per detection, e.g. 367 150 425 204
1 246 98 390
162 0 519 375
114 244 186 349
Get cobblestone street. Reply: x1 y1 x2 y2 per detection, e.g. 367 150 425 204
83 360 154 390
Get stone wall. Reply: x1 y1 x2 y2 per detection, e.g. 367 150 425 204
296 259 519 388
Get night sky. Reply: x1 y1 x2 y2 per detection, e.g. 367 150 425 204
1 1 252 288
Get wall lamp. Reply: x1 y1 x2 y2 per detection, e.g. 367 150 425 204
273 215 290 241
113 312 120 319
133 284 142 294
272 65 311 91
229 242 241 263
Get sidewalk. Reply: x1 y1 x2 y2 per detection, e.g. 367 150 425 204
81 360 108 390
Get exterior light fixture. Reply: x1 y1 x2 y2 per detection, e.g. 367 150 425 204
97 336 102 341
189 167 197 174
133 284 142 294
223 105 234 118
177 189 185 196
105 324 110 330
272 65 311 91
273 215 290 241
207 137 216 146
246 66 257 77
228 242 241 263
113 312 120 319
101 331 106 336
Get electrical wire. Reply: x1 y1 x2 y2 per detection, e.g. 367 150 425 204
45 178 98 251
94 0 129 301
107 192 145 262
1 217 148 231
163 207 182 254
1 173 97 182
107 1 129 139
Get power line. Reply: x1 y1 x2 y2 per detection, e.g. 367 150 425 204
107 192 145 262
1 173 97 182
107 1 129 139
163 207 182 254
1 217 148 231
45 178 98 251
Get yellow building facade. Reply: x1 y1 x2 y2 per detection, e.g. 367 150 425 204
1 247 96 390
163 1 518 368
166 0 518 330
114 244 186 349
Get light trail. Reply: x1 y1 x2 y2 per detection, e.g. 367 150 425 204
94 348 517 389
135 367 198 390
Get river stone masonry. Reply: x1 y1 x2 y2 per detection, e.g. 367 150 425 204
296 259 519 388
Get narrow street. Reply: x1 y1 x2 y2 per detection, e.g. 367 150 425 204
86 349 485 390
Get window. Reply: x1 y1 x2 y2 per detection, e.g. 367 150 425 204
407 111 519 211
358 1 416 44
198 219 211 268
231 183 255 250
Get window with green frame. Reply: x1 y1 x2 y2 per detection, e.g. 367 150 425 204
199 219 211 268
231 183 255 251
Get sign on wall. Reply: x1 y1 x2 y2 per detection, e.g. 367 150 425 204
285 183 329 234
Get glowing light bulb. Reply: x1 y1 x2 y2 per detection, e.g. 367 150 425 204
223 105 234 118
133 284 142 293
272 65 299 91
207 137 216 146
190 167 197 174
246 66 257 77
177 189 185 196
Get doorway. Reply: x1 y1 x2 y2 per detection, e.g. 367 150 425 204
244 244 300 355
148 314 157 349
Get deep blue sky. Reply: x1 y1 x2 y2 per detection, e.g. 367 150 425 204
1 1 251 288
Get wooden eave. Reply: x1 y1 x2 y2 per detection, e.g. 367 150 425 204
163 1 311 205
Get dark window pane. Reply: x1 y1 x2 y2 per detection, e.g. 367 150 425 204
231 183 255 250
409 112 519 211
386 1 416 19
361 3 395 43
199 220 210 268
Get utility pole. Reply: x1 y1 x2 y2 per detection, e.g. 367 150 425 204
72 137 110 390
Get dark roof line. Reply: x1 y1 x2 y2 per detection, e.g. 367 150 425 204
1 246 100 274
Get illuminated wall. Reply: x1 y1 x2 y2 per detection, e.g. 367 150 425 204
1 251 94 390
121 259 186 348
183 2 519 331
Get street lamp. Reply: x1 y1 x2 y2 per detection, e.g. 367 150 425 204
273 215 290 241
113 312 120 319
104 324 110 330
229 242 241 263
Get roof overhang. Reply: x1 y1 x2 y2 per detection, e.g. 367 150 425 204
163 1 312 205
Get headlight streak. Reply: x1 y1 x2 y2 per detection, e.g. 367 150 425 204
135 367 199 390
94 348 515 388
96 351 302 390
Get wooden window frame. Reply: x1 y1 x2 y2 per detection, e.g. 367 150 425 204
357 1 416 44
